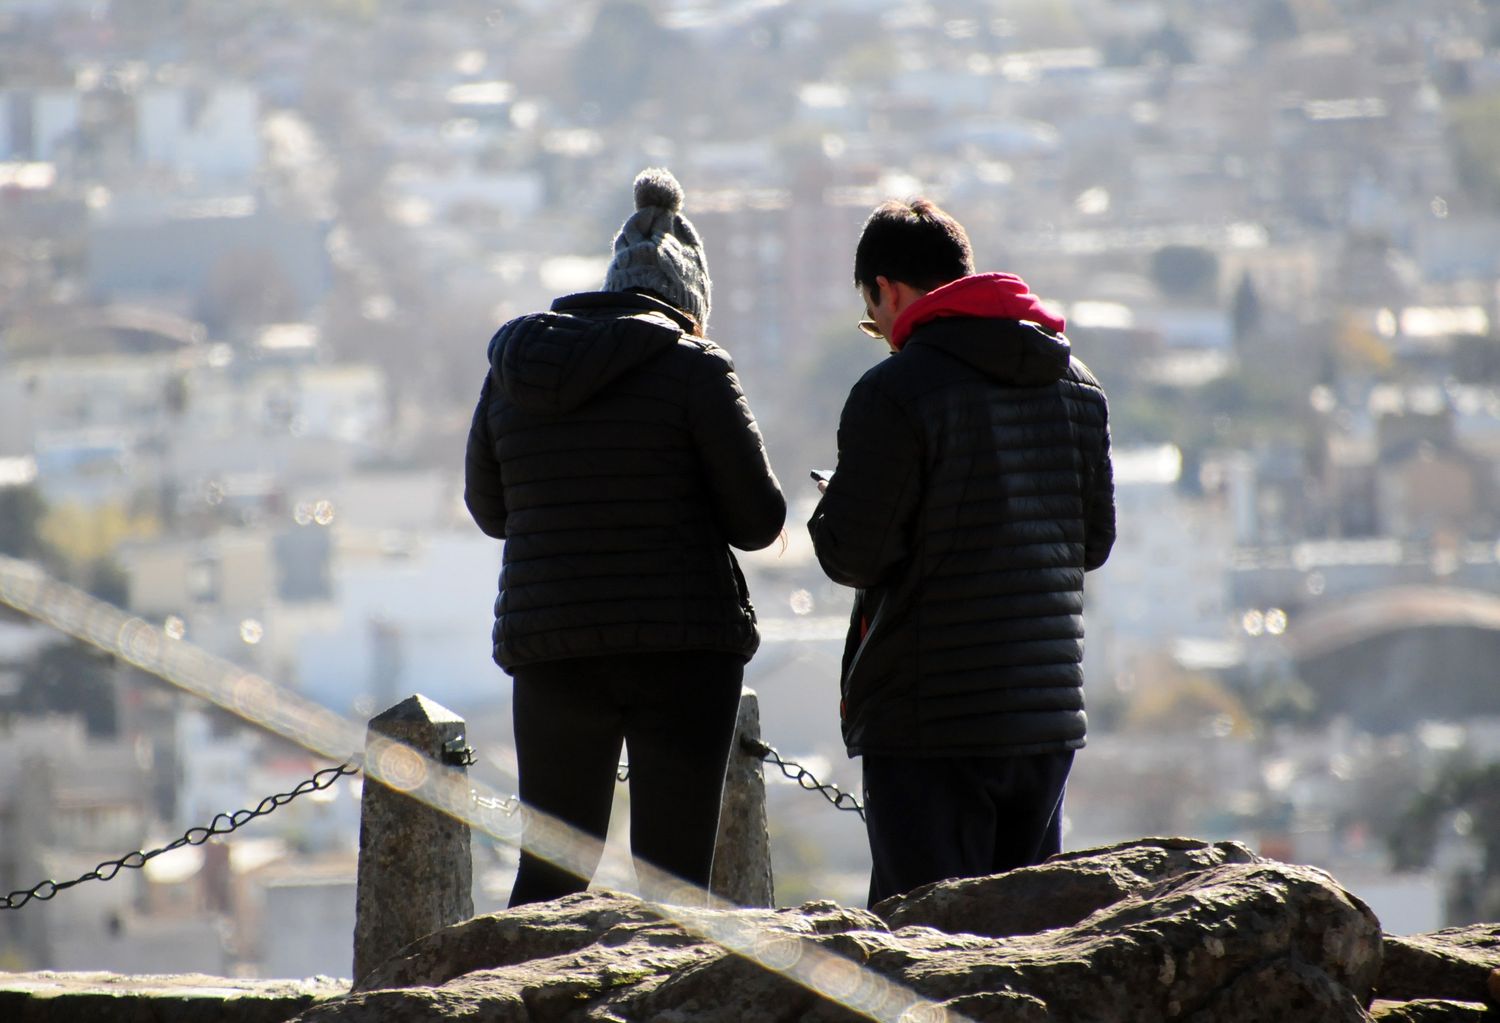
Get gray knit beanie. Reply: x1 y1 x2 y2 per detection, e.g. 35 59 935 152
603 168 711 330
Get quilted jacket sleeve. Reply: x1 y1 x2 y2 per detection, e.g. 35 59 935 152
463 373 507 539
688 346 786 551
1083 391 1116 572
808 375 923 589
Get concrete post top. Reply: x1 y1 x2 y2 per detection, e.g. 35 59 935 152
369 694 465 729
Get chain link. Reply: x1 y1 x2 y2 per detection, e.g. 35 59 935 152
742 737 866 820
1 758 362 911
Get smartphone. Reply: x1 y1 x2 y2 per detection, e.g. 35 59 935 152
810 469 833 484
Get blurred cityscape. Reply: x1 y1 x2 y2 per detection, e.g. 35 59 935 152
3 0 1500 980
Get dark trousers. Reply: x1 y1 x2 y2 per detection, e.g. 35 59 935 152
507 650 743 907
862 750 1074 908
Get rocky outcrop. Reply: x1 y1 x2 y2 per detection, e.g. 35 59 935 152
1370 998 1495 1022
873 835 1261 937
293 839 1386 1023
6 840 1497 1023
0 971 344 1023
1378 925 1500 1006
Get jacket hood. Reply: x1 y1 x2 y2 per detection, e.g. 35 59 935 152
889 272 1066 349
908 314 1073 387
488 291 687 413
895 274 1071 386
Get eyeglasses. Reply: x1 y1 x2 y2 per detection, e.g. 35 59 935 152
857 318 884 340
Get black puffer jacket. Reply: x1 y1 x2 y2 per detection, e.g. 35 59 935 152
465 291 785 671
809 316 1114 757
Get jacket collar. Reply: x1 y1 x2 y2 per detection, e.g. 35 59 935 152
552 291 697 334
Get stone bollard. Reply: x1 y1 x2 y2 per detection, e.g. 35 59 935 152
709 688 775 907
353 694 474 983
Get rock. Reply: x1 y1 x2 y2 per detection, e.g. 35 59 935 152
887 860 1382 1023
1183 958 1372 1023
1370 998 1493 1021
352 893 667 992
294 842 1384 1023
875 836 1260 938
1380 925 1500 1005
0 971 344 1023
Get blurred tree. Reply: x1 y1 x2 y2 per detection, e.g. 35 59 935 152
760 317 886 482
1120 653 1255 738
312 0 380 21
1141 24 1194 65
572 1 668 121
1448 94 1500 211
84 557 131 608
1388 758 1500 922
199 248 302 333
1452 334 1500 382
15 640 119 738
120 0 187 23
1110 387 1183 446
767 812 837 907
163 372 190 418
1149 245 1219 302
1333 311 1394 376
423 294 504 406
834 40 897 87
39 502 159 568
0 485 56 565
1237 662 1318 725
1230 272 1263 345
1196 360 1307 447
1251 0 1299 44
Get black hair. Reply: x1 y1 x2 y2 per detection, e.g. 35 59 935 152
853 198 974 303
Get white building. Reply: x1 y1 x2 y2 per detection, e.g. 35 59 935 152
137 85 262 183
0 88 81 161
32 89 80 161
1085 444 1234 675
294 531 501 715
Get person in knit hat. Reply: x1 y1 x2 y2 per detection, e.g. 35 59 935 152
465 168 784 907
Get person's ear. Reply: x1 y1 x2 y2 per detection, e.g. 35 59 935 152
872 275 892 308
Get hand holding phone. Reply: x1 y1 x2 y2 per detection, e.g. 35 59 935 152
810 469 832 493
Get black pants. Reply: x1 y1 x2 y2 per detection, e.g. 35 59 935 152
862 750 1074 907
507 650 743 907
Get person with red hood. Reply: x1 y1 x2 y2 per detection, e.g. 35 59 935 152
808 198 1115 907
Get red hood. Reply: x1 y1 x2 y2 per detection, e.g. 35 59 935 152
889 273 1065 350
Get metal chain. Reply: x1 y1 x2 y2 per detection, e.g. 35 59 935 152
741 737 865 820
617 746 860 820
0 757 363 911
620 742 861 817
4 735 860 911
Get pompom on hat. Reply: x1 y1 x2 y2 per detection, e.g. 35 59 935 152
603 168 711 330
